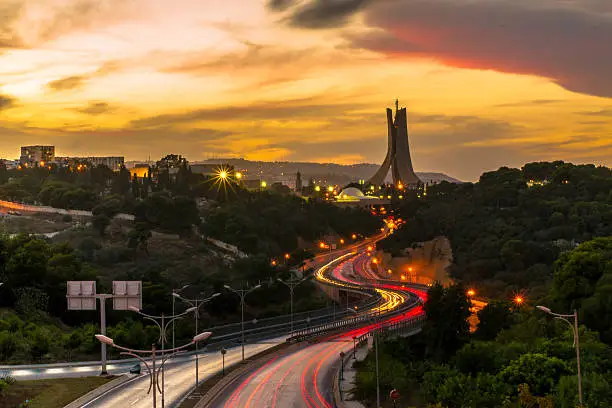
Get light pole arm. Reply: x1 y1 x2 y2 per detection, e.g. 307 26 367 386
120 352 154 394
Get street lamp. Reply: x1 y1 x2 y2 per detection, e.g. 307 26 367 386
277 277 309 334
171 284 190 349
221 348 227 376
129 306 197 408
95 332 211 408
224 284 262 361
172 292 221 389
537 306 583 407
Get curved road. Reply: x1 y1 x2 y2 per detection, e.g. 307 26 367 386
206 251 426 408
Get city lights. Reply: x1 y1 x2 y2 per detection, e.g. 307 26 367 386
467 289 475 297
514 295 524 305
261 181 267 188
235 172 242 180
315 186 321 192
284 253 290 260
339 239 345 244
351 234 357 239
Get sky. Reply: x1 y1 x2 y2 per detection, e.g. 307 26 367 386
0 0 611 181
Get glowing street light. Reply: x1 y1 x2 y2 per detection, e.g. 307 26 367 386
284 253 290 260
271 260 277 266
351 234 357 240
339 239 345 245
467 289 476 297
219 170 228 180
235 172 242 180
315 186 321 192
327 186 334 192
261 181 267 188
367 245 373 251
514 295 524 305
319 242 326 249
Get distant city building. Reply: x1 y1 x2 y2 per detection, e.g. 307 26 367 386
20 145 55 166
335 187 389 208
84 156 124 170
368 100 421 187
190 164 222 176
130 164 151 179
156 154 187 170
53 156 124 171
243 179 263 190
295 171 303 194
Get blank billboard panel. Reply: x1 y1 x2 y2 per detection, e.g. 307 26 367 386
112 281 142 311
66 281 97 310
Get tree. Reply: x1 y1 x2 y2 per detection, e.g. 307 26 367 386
500 353 569 396
423 283 471 362
92 214 111 236
475 300 514 341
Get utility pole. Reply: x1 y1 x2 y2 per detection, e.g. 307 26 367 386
277 277 309 334
172 292 220 388
129 306 197 408
224 284 261 361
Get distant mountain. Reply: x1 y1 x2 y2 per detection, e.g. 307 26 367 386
193 158 462 184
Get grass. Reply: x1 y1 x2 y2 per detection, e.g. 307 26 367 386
0 376 115 408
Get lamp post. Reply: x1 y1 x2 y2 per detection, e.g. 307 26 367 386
221 348 227 376
172 292 220 389
224 284 261 361
352 336 357 359
129 306 197 408
171 284 190 350
95 332 211 408
277 277 309 335
537 306 583 407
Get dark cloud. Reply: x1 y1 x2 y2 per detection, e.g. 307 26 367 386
46 61 122 92
579 109 612 117
276 0 612 98
0 94 16 112
345 0 612 98
74 101 116 115
284 0 374 29
266 0 299 12
494 100 563 108
161 42 313 74
46 75 86 92
129 98 370 128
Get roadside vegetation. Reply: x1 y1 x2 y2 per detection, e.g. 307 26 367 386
357 161 612 407
0 156 380 368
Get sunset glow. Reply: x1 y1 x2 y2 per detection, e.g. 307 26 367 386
0 0 610 180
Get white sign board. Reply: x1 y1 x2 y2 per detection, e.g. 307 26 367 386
112 281 142 311
66 281 97 310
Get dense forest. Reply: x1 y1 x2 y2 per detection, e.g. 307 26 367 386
358 238 612 407
0 158 381 364
358 161 612 407
380 161 612 300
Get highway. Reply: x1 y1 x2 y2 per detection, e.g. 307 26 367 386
83 338 284 408
205 249 427 408
75 237 389 408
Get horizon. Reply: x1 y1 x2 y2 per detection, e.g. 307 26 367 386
1 0 611 181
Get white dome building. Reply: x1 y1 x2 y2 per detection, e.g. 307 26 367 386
335 187 387 207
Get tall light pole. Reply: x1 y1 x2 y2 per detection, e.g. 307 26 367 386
277 277 309 334
95 331 211 408
129 306 197 408
172 292 220 389
224 284 261 361
537 306 583 407
171 284 190 349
